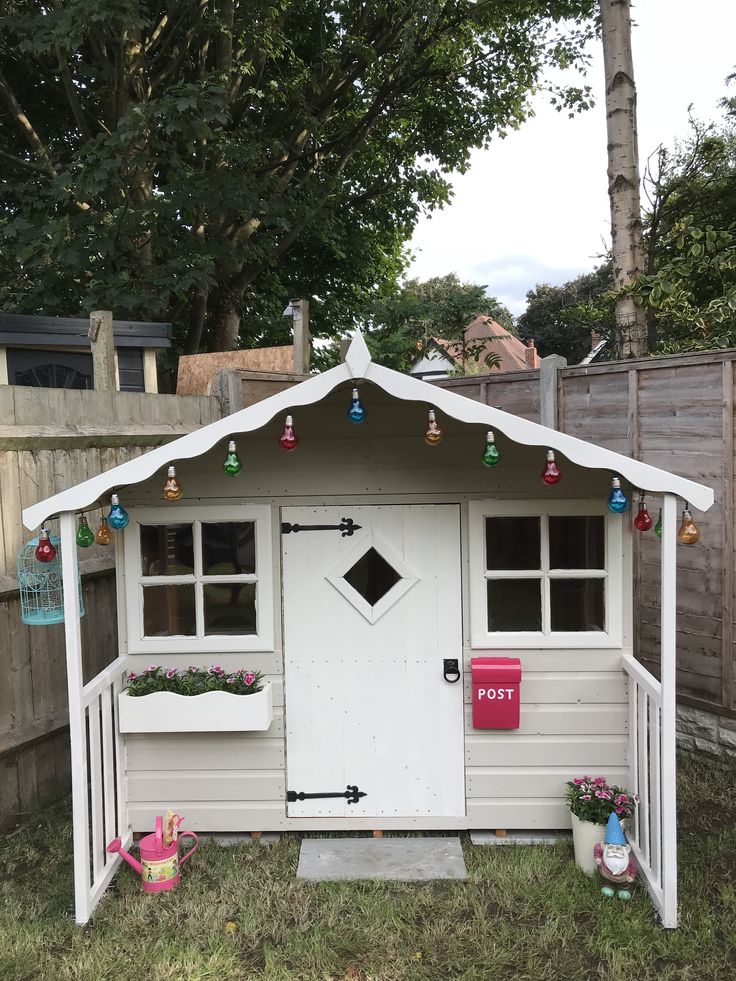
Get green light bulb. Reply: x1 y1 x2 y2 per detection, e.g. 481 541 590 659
223 440 243 476
76 515 95 548
482 430 501 467
655 508 662 539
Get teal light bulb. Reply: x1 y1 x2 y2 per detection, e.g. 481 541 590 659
655 508 663 539
607 476 629 513
223 440 243 476
347 387 367 424
482 430 501 467
108 493 129 529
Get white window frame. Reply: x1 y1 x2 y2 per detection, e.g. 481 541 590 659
468 500 623 649
123 505 274 654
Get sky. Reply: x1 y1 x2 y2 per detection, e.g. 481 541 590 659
407 0 736 318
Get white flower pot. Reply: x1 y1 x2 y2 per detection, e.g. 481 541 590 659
117 684 273 733
569 812 607 875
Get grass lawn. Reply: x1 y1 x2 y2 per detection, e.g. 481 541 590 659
1 754 735 981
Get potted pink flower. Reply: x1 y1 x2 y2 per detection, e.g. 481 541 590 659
566 776 638 875
118 665 272 734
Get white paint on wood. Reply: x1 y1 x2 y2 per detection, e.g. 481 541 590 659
143 349 158 394
23 334 714 530
465 733 627 768
466 766 629 798
117 685 273 733
125 733 284 770
463 703 628 736
282 505 465 818
127 769 285 802
0 347 8 385
660 492 678 927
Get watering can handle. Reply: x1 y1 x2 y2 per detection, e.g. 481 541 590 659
179 831 199 865
155 815 163 852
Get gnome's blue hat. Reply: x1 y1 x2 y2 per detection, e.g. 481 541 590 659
605 812 626 845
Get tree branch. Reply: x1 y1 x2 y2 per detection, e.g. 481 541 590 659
54 45 92 142
0 147 51 175
0 68 57 176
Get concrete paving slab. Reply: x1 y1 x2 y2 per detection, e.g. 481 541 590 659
470 830 571 846
297 836 467 881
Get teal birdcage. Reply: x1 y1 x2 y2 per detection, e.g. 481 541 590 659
18 535 85 625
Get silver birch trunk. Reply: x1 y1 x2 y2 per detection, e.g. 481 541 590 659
601 0 648 357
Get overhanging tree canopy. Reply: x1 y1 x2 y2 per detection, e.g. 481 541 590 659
0 1 596 353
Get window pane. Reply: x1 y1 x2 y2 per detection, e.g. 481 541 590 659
204 582 257 635
487 579 542 631
140 524 194 576
549 516 605 569
343 547 401 606
485 517 541 570
143 585 196 636
550 579 605 631
202 522 256 575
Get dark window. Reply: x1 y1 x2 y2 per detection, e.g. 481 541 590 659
143 584 196 636
343 547 402 606
140 524 194 576
203 582 257 635
9 349 93 389
550 579 605 631
485 517 541 570
549 516 605 569
487 579 542 631
202 522 256 575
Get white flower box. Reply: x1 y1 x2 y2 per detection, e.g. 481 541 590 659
117 683 273 733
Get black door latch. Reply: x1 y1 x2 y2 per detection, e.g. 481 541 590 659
443 658 461 683
287 785 367 805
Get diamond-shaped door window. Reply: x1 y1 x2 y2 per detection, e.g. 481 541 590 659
325 531 419 624
343 547 401 607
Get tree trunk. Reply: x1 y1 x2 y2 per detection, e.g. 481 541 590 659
600 0 648 358
210 289 241 351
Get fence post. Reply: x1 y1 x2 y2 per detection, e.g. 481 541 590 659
291 299 311 373
539 354 566 429
88 310 116 391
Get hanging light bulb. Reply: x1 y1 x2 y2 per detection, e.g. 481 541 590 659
162 466 183 501
541 449 561 485
347 386 367 424
95 516 113 546
633 494 653 532
223 440 243 476
655 508 663 539
279 414 299 452
482 430 501 467
34 528 57 563
678 503 701 544
424 408 443 446
76 514 95 548
108 492 129 530
607 475 629 513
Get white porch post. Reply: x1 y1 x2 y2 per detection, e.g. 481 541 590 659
60 511 91 925
660 493 678 927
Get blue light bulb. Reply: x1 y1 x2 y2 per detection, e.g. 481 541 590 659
347 387 366 424
607 476 629 513
108 492 130 529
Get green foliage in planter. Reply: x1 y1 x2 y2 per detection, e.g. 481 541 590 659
566 775 638 824
125 665 263 697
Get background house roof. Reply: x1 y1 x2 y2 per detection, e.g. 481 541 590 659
415 317 537 375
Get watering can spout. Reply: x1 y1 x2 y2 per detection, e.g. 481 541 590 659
107 837 142 875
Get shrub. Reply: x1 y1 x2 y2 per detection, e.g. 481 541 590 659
125 664 263 696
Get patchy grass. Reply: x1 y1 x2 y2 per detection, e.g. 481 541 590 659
0 754 735 980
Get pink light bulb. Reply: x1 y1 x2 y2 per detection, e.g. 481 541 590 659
35 528 57 563
541 449 561 485
279 415 299 452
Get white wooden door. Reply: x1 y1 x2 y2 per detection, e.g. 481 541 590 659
282 505 465 818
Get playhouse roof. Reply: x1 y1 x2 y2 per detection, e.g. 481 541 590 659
22 332 715 529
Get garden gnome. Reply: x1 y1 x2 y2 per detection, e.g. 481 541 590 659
594 813 637 900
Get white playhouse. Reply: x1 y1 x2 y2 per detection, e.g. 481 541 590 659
23 334 714 927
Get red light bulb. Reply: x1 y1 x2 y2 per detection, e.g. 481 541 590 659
634 497 653 532
541 449 561 485
34 528 57 563
279 414 299 452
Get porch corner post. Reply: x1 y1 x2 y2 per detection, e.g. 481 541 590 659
660 493 678 927
60 511 91 925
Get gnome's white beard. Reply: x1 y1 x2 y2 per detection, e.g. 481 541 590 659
602 843 629 875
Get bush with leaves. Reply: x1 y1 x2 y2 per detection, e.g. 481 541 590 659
125 665 263 697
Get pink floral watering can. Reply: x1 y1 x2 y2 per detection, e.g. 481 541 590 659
107 812 198 893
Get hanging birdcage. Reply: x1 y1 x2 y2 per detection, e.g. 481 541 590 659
18 535 85 625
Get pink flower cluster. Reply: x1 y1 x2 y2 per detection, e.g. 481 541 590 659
566 774 638 822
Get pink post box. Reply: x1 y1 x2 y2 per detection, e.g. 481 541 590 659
471 657 522 729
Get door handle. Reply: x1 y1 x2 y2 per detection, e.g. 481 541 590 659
443 658 461 683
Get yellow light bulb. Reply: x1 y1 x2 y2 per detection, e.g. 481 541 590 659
162 465 183 502
424 408 443 446
95 516 113 545
677 506 700 545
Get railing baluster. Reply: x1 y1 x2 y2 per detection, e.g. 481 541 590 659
650 701 662 887
628 677 639 846
88 696 105 883
101 685 115 858
637 686 650 865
